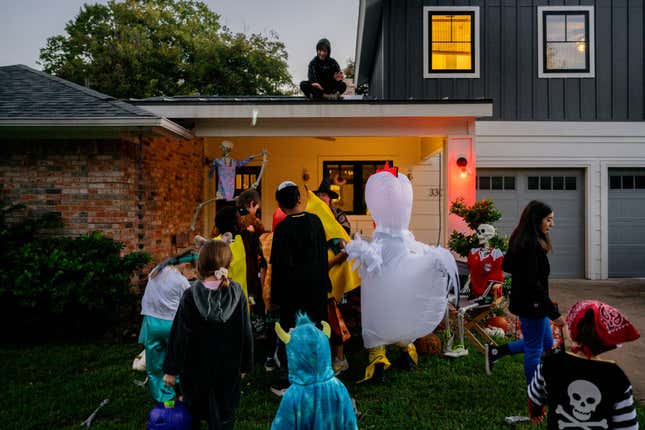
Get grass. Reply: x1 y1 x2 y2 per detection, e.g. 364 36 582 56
1 338 644 430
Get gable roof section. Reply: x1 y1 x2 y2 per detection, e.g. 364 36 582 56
0 65 192 139
355 0 383 87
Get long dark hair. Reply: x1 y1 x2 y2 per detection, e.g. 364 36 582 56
509 200 553 253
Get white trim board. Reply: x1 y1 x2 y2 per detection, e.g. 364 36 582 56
423 6 481 79
476 121 645 137
136 102 493 120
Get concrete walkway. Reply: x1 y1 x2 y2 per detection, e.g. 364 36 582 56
550 278 645 403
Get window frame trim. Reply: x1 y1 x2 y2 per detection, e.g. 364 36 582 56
423 6 481 79
537 5 595 79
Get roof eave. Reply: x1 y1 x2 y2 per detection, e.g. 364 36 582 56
0 117 193 140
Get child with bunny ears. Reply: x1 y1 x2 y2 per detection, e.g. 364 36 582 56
163 239 253 430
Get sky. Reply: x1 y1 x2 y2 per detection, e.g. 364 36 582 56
0 0 359 84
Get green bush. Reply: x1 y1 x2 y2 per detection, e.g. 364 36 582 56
0 204 150 340
448 197 508 258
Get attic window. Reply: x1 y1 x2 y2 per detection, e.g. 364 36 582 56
423 6 480 79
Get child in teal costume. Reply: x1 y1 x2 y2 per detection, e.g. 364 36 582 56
271 313 357 430
139 249 197 403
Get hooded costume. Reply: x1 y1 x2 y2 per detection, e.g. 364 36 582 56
300 38 347 99
271 314 358 430
527 301 640 430
163 279 253 430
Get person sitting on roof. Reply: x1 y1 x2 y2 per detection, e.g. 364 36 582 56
300 38 346 101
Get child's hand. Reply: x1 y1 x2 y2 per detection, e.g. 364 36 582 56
163 374 176 387
312 82 323 91
241 372 247 379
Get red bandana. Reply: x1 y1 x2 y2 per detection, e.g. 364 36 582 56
567 300 640 357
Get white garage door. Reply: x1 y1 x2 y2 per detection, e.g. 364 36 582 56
476 169 585 278
608 169 645 277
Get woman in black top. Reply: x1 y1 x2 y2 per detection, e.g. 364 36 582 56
484 200 566 384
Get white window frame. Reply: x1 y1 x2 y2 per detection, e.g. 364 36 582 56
423 6 480 79
537 6 595 79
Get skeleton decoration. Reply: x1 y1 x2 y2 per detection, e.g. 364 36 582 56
556 380 607 429
476 224 496 247
466 223 504 298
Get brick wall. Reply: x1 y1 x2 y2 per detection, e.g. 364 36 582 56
138 136 204 259
1 136 204 262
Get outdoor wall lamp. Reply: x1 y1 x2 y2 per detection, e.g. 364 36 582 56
456 156 470 178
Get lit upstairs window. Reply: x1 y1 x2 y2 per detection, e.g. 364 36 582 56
424 6 480 78
431 14 472 71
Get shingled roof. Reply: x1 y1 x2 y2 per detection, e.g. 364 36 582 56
0 65 155 118
0 65 192 139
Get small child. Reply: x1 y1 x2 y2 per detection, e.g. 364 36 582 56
139 249 197 403
527 300 640 429
271 313 358 430
163 240 253 430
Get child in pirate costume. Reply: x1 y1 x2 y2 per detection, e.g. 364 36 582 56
271 313 357 430
527 300 640 429
163 239 253 430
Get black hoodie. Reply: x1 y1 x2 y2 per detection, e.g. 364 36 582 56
307 38 341 92
164 280 253 417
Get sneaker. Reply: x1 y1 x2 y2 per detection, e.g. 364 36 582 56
485 344 500 375
333 357 349 376
370 363 385 384
444 345 469 358
264 357 277 372
392 353 413 371
323 92 343 101
270 386 288 397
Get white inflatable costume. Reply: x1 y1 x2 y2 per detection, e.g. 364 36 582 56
345 165 458 349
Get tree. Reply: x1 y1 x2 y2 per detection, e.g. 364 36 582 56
343 58 355 80
39 0 294 98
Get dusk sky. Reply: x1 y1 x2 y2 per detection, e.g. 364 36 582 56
0 0 359 85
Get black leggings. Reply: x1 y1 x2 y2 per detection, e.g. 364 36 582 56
300 80 347 99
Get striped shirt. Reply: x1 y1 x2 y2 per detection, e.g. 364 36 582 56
528 352 639 429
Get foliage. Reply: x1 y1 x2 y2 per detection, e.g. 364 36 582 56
0 205 150 340
343 57 355 80
450 197 502 231
448 197 507 257
39 0 294 98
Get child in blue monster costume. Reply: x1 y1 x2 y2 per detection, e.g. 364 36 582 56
271 313 358 430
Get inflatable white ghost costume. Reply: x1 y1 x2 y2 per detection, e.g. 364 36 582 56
345 167 458 349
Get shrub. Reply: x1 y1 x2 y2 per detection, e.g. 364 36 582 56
448 197 508 257
0 204 150 341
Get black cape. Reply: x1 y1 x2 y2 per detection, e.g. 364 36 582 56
270 212 331 328
163 280 253 428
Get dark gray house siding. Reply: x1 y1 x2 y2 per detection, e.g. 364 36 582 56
361 0 644 121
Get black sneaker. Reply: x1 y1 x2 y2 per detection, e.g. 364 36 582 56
370 363 385 384
392 353 413 371
485 344 501 375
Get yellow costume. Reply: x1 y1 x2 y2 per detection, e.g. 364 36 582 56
304 191 361 301
214 234 248 302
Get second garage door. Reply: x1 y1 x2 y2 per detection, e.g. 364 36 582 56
476 169 585 278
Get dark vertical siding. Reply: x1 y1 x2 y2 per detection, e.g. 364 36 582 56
371 0 644 121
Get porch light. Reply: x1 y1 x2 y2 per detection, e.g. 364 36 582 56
456 156 470 178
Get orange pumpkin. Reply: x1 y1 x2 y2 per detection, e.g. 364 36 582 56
414 333 443 356
486 316 509 333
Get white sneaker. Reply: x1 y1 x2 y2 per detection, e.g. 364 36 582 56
444 345 469 358
333 357 349 375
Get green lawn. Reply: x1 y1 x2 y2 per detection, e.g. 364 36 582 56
1 340 643 429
